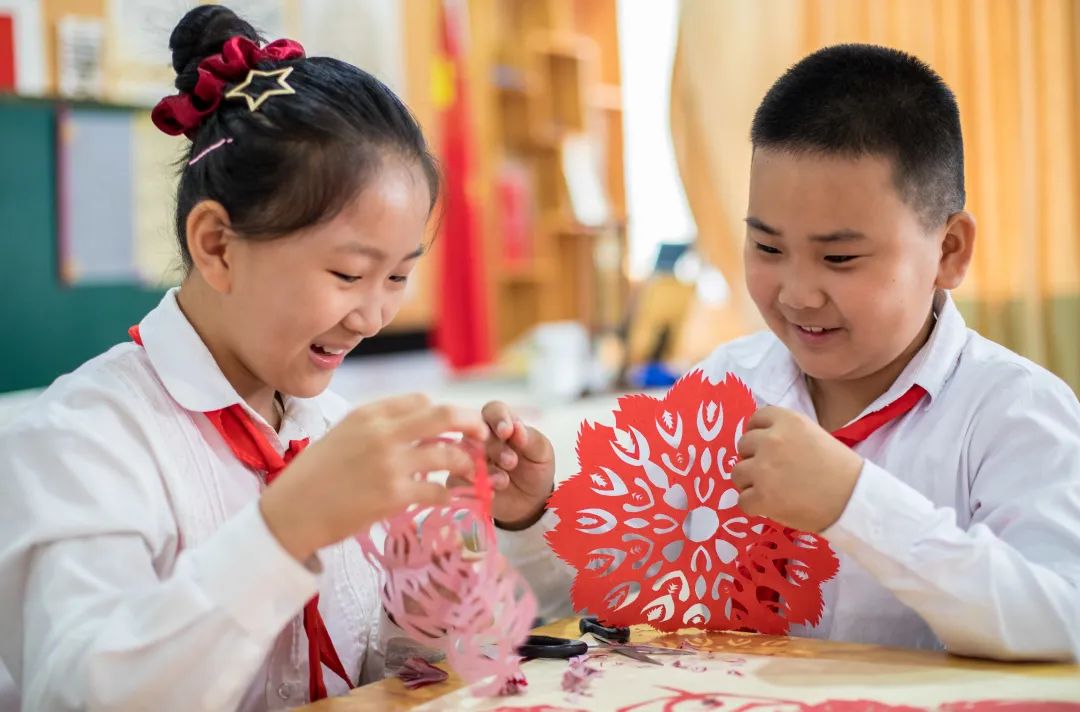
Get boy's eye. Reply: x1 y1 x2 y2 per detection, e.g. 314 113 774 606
824 255 859 264
331 271 362 283
755 242 782 255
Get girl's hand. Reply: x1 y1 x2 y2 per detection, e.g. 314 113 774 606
260 393 486 561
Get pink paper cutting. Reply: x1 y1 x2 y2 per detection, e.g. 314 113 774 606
546 370 839 634
358 440 536 696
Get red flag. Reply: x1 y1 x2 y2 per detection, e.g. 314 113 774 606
431 0 493 370
0 15 16 92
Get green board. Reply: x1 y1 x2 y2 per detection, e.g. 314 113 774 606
0 103 166 393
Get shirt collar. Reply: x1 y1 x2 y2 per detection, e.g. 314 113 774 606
757 290 969 416
138 289 327 441
882 289 968 406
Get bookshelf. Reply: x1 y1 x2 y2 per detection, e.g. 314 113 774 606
481 0 627 348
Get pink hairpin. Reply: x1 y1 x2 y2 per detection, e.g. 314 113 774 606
188 137 234 166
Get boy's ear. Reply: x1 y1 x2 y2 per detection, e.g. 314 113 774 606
185 200 237 294
935 211 976 290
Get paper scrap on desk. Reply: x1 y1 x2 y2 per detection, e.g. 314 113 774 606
560 655 600 696
413 646 1080 711
546 370 839 634
397 657 449 690
357 441 536 697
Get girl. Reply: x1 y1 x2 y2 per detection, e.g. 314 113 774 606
0 5 553 710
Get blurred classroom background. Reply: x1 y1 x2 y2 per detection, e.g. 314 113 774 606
1 0 1078 446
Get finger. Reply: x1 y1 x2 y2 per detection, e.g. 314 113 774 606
488 468 510 490
363 392 432 419
402 439 477 478
394 404 488 443
481 401 515 441
736 430 763 459
492 445 519 472
738 487 764 517
731 460 754 492
508 422 554 465
484 436 519 466
396 479 452 510
448 466 510 490
445 473 471 489
746 406 781 432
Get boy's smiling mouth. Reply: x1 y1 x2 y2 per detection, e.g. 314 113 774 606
790 322 843 344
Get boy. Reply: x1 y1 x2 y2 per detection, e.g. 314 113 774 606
483 44 1080 660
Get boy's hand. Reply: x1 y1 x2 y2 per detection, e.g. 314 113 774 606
733 406 863 533
477 401 556 530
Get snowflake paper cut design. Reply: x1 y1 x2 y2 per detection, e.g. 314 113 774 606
546 370 839 634
358 442 535 696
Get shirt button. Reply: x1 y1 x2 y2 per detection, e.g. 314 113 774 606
277 683 291 700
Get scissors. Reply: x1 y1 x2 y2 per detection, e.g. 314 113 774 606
516 617 694 666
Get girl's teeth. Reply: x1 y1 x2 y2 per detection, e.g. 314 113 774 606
313 344 346 355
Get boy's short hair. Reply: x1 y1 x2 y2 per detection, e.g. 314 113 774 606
751 44 965 229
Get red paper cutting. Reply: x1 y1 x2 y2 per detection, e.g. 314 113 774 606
546 370 839 634
357 440 536 696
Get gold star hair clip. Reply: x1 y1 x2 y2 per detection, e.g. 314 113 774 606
225 67 296 112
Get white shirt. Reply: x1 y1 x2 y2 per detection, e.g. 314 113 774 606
0 290 389 711
505 291 1080 660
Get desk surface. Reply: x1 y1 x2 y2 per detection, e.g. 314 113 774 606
300 618 1080 711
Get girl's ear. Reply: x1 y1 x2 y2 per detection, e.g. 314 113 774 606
935 211 975 290
185 200 237 294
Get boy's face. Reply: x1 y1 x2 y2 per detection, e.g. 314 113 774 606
744 148 956 384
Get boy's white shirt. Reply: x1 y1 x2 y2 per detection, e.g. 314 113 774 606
0 289 393 711
500 290 1080 661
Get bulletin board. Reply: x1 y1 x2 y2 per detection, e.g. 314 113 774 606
0 1 433 395
0 101 165 393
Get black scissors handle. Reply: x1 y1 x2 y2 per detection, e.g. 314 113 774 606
516 634 589 659
579 616 631 644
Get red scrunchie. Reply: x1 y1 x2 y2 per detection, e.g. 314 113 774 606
151 36 306 139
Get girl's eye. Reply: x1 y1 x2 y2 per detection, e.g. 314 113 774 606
824 255 859 264
389 275 409 284
331 271 361 283
755 242 781 255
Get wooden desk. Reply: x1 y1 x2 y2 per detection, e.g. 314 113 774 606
301 618 1080 711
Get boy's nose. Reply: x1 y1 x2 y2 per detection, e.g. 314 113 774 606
777 279 828 312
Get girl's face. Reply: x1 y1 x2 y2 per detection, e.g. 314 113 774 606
219 157 432 399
